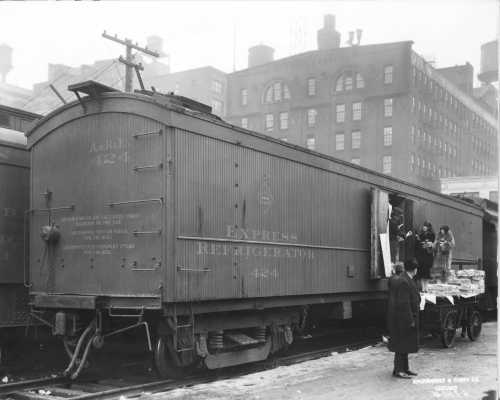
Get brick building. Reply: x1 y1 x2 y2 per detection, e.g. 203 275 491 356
147 66 227 117
225 15 497 190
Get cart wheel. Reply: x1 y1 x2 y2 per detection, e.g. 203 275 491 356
467 311 482 341
441 310 458 348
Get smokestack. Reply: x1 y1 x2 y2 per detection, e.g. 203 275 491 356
248 44 274 68
317 14 341 50
0 44 13 83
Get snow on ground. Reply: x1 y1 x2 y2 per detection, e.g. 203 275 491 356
150 322 497 400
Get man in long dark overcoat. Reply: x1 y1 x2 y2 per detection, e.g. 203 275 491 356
387 259 421 379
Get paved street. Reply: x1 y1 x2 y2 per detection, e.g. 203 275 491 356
156 322 497 400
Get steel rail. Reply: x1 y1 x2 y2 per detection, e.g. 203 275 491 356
77 338 380 399
1 337 379 399
0 375 67 396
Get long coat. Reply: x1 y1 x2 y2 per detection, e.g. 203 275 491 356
387 272 421 354
432 231 455 279
415 230 435 279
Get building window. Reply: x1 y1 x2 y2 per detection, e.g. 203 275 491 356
351 130 361 149
352 102 362 121
212 80 223 94
335 76 343 92
410 153 415 171
351 158 361 165
384 98 393 117
264 81 290 103
411 96 415 112
382 156 392 174
241 89 248 106
336 134 345 150
273 82 282 102
384 126 392 146
283 85 291 99
241 117 248 129
336 104 345 123
265 114 274 131
356 73 365 89
279 112 288 130
265 86 273 103
345 76 353 91
410 126 415 144
307 78 316 96
336 71 363 91
211 99 223 115
307 109 317 127
306 135 316 150
384 65 394 84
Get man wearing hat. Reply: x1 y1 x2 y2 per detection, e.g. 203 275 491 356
387 259 421 378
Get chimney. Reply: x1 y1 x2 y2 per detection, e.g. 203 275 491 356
248 44 274 68
317 14 341 50
0 44 13 83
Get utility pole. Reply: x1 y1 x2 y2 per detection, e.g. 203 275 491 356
102 31 160 92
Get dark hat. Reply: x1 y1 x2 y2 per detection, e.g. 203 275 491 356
393 262 404 274
404 259 418 271
440 225 450 233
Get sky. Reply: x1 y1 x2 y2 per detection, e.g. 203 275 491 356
0 0 498 89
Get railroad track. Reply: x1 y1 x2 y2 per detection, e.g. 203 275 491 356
0 338 380 400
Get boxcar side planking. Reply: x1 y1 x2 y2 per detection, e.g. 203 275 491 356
0 128 31 360
26 82 484 378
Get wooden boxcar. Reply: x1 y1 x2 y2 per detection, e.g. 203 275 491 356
27 82 484 378
0 127 31 354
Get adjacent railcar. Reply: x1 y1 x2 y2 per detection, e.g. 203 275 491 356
27 82 484 378
0 127 30 351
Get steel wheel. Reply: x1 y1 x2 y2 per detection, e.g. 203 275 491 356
440 310 457 348
154 335 197 379
467 311 482 341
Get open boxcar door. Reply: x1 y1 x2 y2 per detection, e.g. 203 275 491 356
370 187 390 279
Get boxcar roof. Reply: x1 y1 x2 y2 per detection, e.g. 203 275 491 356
0 126 27 148
27 91 483 216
